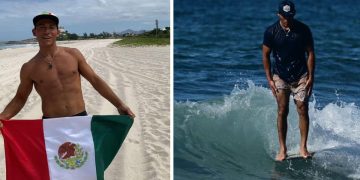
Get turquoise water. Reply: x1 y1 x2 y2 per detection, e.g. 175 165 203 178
174 0 360 179
175 82 360 179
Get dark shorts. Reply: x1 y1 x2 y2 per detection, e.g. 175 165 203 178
42 111 88 119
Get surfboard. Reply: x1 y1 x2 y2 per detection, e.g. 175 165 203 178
286 152 315 160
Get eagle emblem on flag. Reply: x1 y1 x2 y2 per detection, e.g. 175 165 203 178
54 142 88 169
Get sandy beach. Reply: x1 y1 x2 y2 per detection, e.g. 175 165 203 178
0 39 170 179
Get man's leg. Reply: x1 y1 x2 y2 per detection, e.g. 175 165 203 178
295 100 311 158
275 89 290 161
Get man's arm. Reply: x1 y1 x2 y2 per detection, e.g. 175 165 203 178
305 46 315 96
0 64 33 120
262 45 277 97
73 48 135 118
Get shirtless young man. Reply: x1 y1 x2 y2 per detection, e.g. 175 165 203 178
0 12 135 126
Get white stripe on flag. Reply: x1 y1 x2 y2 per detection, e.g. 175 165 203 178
43 115 97 180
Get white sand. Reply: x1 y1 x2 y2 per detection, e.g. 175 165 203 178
0 39 170 180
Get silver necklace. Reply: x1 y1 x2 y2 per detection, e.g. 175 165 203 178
280 22 291 37
284 28 291 37
43 57 53 69
40 49 57 69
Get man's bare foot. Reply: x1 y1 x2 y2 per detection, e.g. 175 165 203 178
300 149 312 159
275 152 287 161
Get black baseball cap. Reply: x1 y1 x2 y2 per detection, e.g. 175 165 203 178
33 12 59 26
278 0 296 19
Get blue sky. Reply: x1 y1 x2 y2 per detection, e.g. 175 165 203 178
0 0 170 41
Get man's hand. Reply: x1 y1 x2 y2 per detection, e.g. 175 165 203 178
0 114 7 134
269 80 278 97
117 106 136 119
305 77 314 96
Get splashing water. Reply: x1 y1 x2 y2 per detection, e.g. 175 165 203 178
175 81 360 180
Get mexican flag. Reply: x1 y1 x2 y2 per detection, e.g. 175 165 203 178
0 115 133 180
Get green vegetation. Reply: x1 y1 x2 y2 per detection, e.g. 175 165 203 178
57 31 115 41
142 27 170 38
57 27 170 47
114 27 170 46
114 36 169 46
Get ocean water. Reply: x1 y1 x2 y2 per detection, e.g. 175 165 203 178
0 41 34 50
174 0 360 179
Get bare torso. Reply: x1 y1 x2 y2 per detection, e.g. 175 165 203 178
25 47 85 117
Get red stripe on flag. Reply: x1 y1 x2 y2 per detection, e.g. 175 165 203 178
1 120 50 180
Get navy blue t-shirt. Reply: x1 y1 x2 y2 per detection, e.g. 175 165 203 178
263 19 314 83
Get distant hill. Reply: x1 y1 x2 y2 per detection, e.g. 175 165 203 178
6 38 37 45
119 29 146 35
6 29 150 43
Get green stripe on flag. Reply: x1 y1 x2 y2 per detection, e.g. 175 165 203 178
91 115 133 180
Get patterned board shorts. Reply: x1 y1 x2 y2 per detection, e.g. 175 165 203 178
273 74 309 102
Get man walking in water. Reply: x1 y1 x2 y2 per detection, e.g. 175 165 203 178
262 1 315 161
0 12 135 125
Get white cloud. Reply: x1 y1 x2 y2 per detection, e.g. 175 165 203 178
97 0 107 5
0 0 169 40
